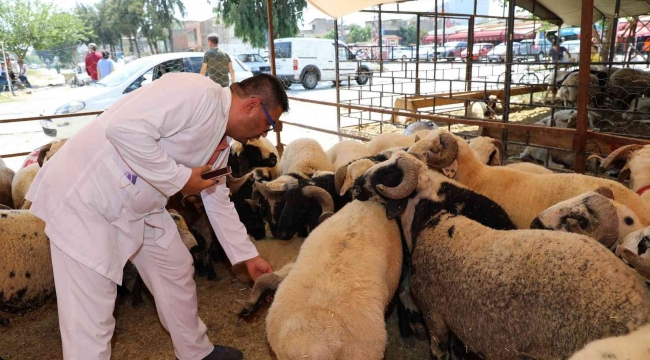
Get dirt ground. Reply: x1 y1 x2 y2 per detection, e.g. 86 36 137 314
0 261 431 360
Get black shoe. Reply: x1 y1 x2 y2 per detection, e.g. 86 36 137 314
202 345 243 360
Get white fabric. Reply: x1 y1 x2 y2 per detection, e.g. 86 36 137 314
515 0 650 26
51 226 214 360
26 72 258 284
306 0 398 19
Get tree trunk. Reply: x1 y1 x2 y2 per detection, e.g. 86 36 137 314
147 38 154 54
153 40 160 54
168 27 174 52
133 33 141 56
110 44 116 60
128 37 134 55
119 37 125 56
601 18 614 61
163 38 169 53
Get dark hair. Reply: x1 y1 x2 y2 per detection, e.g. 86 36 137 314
207 33 219 45
102 51 109 59
233 74 289 113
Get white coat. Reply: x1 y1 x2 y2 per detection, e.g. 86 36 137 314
26 72 258 284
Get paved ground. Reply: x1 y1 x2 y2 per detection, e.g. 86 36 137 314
0 60 550 171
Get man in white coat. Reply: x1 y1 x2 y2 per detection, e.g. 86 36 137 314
26 73 288 360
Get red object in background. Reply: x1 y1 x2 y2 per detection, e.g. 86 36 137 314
85 51 102 81
461 44 494 61
21 148 40 169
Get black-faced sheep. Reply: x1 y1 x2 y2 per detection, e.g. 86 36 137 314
326 140 371 169
569 324 650 360
408 130 650 229
467 95 498 120
265 200 402 360
0 210 52 315
226 172 266 240
11 163 39 210
588 144 650 205
229 137 280 179
615 226 650 281
354 152 650 360
0 157 15 208
531 187 644 250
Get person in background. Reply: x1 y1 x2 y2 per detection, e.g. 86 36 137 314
17 60 32 88
85 43 103 82
97 51 115 80
0 63 8 93
200 34 235 87
591 44 602 63
549 41 572 63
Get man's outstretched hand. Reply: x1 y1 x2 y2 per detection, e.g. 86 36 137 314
245 256 274 282
181 165 217 195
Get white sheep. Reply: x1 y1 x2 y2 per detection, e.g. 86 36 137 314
230 137 280 179
0 157 15 208
569 324 650 360
468 136 502 166
588 144 650 205
531 187 644 250
280 138 334 178
11 163 39 210
557 72 600 107
505 162 553 174
408 129 650 229
467 95 497 119
326 140 371 169
266 200 402 360
0 210 52 314
364 133 418 155
355 152 650 360
608 67 650 109
615 226 650 281
622 97 650 121
36 139 67 167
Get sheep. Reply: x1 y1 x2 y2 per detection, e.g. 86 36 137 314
505 161 554 174
226 172 266 240
402 121 438 135
265 199 402 360
568 324 650 360
543 70 573 104
229 137 280 179
326 140 371 169
353 152 650 360
0 157 15 208
531 187 644 250
608 67 650 109
615 226 650 281
467 95 497 119
232 236 304 284
11 163 39 210
621 97 650 121
37 139 67 167
256 172 341 240
0 210 52 315
588 144 650 205
468 136 503 166
280 138 334 179
557 72 600 107
408 129 650 229
364 133 418 155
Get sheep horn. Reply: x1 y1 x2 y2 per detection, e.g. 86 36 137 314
619 249 650 280
618 163 631 183
254 182 286 200
376 157 420 200
599 145 644 171
181 194 202 208
584 194 620 248
226 173 253 193
302 186 335 214
334 165 348 196
587 154 606 165
429 133 459 168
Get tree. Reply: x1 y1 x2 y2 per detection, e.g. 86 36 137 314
214 0 308 49
398 25 426 46
146 0 185 52
323 28 337 40
347 24 372 43
0 0 88 60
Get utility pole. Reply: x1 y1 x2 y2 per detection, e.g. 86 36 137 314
1 41 15 96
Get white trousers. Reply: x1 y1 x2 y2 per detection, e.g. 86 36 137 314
50 224 214 360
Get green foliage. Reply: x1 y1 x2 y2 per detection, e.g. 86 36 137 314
398 25 426 46
323 28 337 40
214 0 307 48
347 24 372 43
0 0 88 59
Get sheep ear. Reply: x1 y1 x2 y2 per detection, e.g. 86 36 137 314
339 174 354 196
385 199 408 220
245 199 259 211
37 142 53 167
593 186 614 200
414 135 421 143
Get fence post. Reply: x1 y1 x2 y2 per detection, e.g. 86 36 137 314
266 0 283 156
1 41 16 96
573 0 595 174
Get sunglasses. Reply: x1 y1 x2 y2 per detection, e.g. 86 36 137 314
260 101 276 133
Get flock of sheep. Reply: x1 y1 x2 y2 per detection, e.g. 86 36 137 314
2 124 650 359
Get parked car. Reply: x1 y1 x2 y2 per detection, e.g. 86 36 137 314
29 63 39 69
516 38 553 62
387 46 415 60
486 42 522 62
236 53 271 75
559 40 581 62
73 63 93 86
430 42 468 61
273 38 378 90
460 43 494 61
40 52 253 138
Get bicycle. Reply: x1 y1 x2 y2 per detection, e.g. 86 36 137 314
497 68 541 85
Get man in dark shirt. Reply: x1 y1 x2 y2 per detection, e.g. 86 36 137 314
199 34 235 87
85 43 102 82
549 42 571 62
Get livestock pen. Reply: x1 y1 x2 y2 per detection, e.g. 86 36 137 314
3 0 650 359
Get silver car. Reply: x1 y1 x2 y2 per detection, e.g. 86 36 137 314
236 54 271 75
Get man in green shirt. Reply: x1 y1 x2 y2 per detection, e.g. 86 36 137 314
200 34 235 87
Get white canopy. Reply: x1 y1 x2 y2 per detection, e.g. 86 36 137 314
306 0 399 19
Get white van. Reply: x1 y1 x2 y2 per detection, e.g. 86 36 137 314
273 38 377 89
